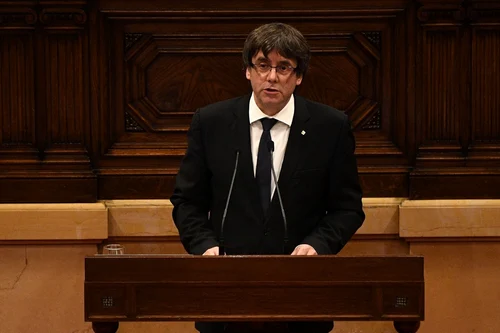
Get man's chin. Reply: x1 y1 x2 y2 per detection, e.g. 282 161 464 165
260 96 282 105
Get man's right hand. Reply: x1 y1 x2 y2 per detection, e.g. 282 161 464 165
202 246 219 255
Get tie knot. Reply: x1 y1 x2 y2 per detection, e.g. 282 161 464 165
260 118 278 131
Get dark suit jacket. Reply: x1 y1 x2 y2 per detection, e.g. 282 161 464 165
170 94 365 332
171 94 364 256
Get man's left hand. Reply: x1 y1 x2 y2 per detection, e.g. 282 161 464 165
291 244 317 255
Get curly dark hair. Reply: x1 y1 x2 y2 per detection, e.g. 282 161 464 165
242 23 311 77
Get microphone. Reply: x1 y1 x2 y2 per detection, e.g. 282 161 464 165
267 140 289 254
219 149 240 256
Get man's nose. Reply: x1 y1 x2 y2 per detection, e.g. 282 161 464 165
267 67 278 82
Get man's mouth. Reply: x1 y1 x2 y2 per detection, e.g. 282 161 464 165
264 88 279 93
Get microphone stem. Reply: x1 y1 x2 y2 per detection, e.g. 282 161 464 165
219 150 239 256
270 150 289 254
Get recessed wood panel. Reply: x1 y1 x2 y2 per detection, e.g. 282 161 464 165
0 2 95 203
125 35 249 132
421 30 460 143
135 285 374 316
1 0 500 201
97 7 403 201
472 30 500 142
0 32 35 146
44 33 86 145
469 27 500 168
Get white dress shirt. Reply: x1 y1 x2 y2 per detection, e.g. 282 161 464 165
249 93 294 199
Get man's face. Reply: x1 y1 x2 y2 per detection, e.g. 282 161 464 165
246 49 303 116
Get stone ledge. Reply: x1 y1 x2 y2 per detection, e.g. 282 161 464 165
2 199 500 241
0 203 107 241
106 200 176 237
106 198 404 238
400 200 500 238
358 198 403 235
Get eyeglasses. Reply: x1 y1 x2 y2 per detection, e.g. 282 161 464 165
251 63 296 76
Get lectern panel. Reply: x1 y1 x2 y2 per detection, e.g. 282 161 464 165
135 285 374 318
85 286 128 319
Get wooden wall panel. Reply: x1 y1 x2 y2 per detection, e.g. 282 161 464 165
0 0 499 202
417 29 463 166
0 1 95 203
472 30 500 141
93 0 411 199
0 31 35 146
411 0 500 199
44 34 85 145
469 25 500 168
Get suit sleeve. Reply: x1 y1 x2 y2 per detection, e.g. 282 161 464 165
170 110 219 255
301 115 365 254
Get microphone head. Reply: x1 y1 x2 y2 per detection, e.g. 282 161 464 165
267 140 275 153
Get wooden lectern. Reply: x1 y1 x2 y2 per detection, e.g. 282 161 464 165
84 255 424 333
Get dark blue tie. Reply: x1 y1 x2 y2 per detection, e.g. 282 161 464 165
256 118 278 214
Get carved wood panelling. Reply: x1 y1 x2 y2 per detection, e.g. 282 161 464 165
0 33 35 146
125 35 248 132
421 30 461 142
362 109 381 130
1 0 500 201
124 31 384 134
44 33 86 145
0 2 95 202
299 32 381 131
0 7 37 26
468 1 500 25
468 16 500 167
467 0 500 171
415 1 464 179
472 30 500 142
416 2 465 170
39 8 87 26
40 5 89 152
411 0 500 198
96 7 407 198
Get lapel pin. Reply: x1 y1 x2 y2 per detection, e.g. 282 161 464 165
301 130 306 135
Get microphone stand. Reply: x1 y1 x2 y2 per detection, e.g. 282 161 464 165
219 150 240 256
267 141 289 254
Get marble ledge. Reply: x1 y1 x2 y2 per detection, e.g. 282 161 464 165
106 198 403 237
0 203 107 241
400 200 500 238
401 199 500 208
2 199 500 241
357 198 403 235
106 200 176 237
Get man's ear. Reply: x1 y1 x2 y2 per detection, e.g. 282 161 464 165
296 74 303 86
246 67 251 80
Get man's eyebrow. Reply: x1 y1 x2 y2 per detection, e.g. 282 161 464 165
255 57 293 65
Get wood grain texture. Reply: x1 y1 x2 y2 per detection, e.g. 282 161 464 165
0 0 499 201
0 32 35 145
470 28 500 166
410 0 500 197
94 0 409 200
0 1 95 202
84 255 424 321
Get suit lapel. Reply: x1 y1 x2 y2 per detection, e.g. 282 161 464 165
276 95 310 191
230 94 310 221
231 95 264 218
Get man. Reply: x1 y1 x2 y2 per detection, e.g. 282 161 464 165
171 23 365 333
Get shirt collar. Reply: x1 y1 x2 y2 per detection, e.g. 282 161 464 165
248 92 294 127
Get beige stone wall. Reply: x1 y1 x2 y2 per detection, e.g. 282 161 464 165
1 199 499 333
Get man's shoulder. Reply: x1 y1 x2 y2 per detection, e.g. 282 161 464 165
198 95 249 116
297 95 347 123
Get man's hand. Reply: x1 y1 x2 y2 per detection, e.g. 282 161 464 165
202 246 220 255
291 244 317 255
